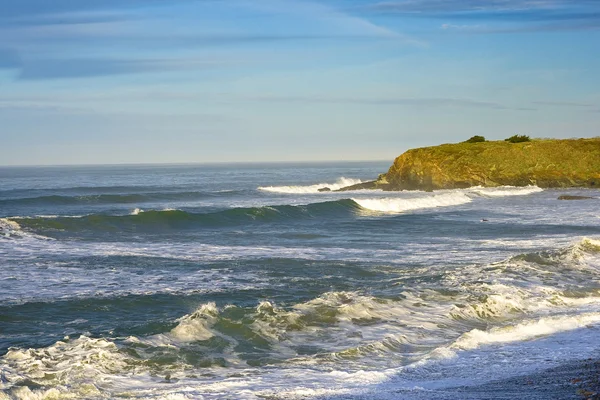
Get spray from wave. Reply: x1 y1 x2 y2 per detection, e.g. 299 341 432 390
258 177 363 194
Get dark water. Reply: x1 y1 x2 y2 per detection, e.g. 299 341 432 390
1 162 600 399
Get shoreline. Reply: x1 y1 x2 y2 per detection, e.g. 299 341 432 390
316 358 600 400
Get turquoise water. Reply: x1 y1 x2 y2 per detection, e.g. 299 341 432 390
1 162 600 399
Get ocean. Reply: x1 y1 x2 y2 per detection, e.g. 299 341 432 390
1 162 600 399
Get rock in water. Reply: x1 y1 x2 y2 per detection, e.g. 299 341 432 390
384 138 600 191
334 181 380 192
558 195 596 200
318 187 331 192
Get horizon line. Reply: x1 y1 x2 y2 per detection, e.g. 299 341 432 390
0 158 394 168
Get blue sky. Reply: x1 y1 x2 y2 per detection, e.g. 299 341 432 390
1 0 599 165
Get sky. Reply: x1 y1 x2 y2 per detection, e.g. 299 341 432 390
1 0 599 165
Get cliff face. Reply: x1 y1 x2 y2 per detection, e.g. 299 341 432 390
384 138 600 191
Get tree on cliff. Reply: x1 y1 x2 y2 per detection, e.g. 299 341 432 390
464 135 486 143
505 135 531 143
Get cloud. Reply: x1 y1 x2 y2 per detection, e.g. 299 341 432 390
251 95 534 110
17 57 231 80
0 0 425 80
441 23 484 31
18 58 156 80
0 48 21 69
366 0 600 31
440 21 600 33
533 101 595 107
367 1 598 14
0 0 196 20
235 0 425 46
0 101 89 113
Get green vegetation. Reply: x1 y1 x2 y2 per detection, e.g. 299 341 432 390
505 134 531 143
465 135 486 143
384 138 600 190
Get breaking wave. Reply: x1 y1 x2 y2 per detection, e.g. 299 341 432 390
258 177 363 194
468 185 543 197
353 192 472 213
449 312 600 352
5 191 487 235
3 235 600 398
0 217 51 240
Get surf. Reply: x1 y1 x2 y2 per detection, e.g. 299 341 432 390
353 192 472 213
258 177 364 194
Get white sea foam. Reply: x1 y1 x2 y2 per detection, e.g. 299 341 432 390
353 192 472 213
4 287 600 399
469 185 543 197
0 218 52 241
579 237 600 252
0 218 22 238
450 312 600 352
4 236 599 305
169 302 219 342
0 335 131 398
258 177 363 194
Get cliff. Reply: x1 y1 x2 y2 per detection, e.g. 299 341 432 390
378 138 600 191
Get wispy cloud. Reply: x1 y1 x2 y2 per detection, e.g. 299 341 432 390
250 95 535 110
237 0 424 45
366 0 600 32
0 0 425 80
0 0 195 20
17 56 237 80
441 23 485 31
367 1 597 14
533 100 596 107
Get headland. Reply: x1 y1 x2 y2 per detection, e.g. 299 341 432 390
337 137 600 191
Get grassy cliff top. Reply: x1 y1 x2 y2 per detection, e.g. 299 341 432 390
385 137 600 189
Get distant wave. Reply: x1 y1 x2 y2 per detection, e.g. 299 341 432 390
0 190 243 207
468 185 543 197
9 200 361 234
258 177 363 194
2 187 549 235
353 192 472 213
5 190 527 235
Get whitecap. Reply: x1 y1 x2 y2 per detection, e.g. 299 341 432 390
258 177 363 194
353 192 472 213
469 185 543 197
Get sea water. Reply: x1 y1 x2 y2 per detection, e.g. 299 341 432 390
1 162 599 399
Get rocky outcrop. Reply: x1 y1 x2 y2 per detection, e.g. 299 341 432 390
382 138 600 191
334 180 378 191
558 195 596 200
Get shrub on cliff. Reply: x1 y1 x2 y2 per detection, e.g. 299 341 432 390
505 135 531 143
465 135 486 143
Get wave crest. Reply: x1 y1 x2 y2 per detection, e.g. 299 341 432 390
0 217 51 240
258 177 363 194
469 185 543 197
353 192 472 213
170 303 220 342
10 200 361 235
